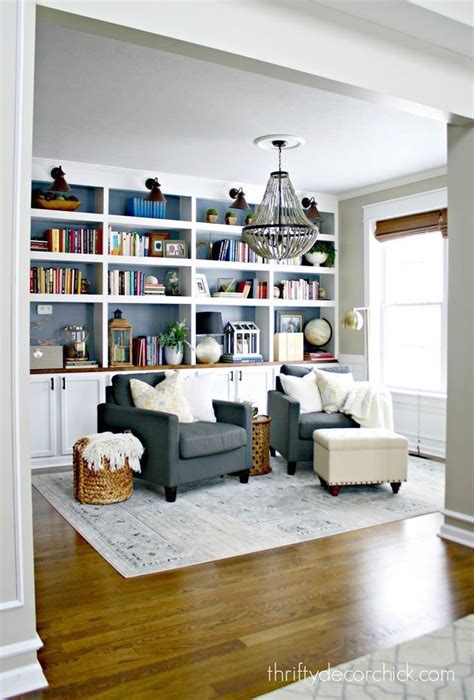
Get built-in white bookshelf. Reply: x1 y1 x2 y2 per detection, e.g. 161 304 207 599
30 158 339 369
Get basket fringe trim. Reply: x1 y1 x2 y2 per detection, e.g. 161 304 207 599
81 432 143 473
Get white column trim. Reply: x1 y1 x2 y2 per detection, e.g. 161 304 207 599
0 662 48 697
0 633 42 660
441 508 474 525
438 524 474 549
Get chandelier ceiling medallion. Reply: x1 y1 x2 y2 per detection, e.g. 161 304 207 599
242 134 319 261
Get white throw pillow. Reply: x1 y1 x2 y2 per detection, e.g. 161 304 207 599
314 369 354 414
130 373 194 423
280 372 323 414
182 373 217 422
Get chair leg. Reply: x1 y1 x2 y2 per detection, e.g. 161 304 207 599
318 476 328 488
270 446 276 457
239 469 250 484
164 486 177 502
287 461 297 475
391 482 401 494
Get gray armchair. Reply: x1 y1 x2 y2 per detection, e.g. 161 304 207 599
98 372 252 501
268 364 359 474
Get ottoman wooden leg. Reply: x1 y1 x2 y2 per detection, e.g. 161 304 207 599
270 446 276 457
165 486 177 503
287 461 297 475
329 484 341 497
391 482 402 494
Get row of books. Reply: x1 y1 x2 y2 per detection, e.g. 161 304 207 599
30 228 102 254
109 230 151 257
277 278 320 300
108 270 147 296
132 336 163 366
30 266 84 295
211 239 265 264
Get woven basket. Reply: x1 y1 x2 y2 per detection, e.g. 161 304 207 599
73 437 133 504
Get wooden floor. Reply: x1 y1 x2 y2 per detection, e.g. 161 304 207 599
23 489 473 699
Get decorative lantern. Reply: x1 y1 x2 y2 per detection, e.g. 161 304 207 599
108 309 132 367
63 325 89 360
223 321 262 361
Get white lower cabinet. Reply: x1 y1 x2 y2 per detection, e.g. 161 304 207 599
30 373 105 468
196 366 273 414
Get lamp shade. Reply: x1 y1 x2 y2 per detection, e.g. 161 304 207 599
48 166 71 192
196 311 224 335
341 309 364 330
229 187 250 210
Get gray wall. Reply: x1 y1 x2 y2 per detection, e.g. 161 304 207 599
338 175 447 355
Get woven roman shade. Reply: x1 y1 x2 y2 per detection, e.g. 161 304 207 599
375 208 447 241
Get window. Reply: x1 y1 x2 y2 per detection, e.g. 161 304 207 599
380 232 447 393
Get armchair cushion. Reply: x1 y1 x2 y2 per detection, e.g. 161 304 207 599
299 411 358 439
179 422 247 459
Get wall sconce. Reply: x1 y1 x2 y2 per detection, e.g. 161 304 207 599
145 177 167 202
301 197 321 222
229 187 249 210
48 166 71 192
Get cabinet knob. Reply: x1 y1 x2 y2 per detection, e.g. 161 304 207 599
239 370 242 381
230 371 234 381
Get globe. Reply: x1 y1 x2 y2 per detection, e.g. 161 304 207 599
304 318 332 347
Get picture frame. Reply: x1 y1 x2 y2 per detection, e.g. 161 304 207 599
148 232 170 257
195 273 210 297
276 311 304 334
164 240 188 258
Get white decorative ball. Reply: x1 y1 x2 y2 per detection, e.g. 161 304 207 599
144 275 159 285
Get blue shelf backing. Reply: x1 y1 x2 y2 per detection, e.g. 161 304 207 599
32 181 102 214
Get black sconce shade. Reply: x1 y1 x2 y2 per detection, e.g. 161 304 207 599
48 166 71 192
145 177 167 202
229 187 250 210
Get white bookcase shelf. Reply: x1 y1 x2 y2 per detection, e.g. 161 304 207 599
30 158 339 368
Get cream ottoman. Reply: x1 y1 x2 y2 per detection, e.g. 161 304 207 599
313 428 408 497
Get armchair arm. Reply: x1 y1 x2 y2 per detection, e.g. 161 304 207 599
97 403 179 485
213 400 252 469
268 390 301 461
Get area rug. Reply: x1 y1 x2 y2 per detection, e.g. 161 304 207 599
257 615 473 699
32 455 444 578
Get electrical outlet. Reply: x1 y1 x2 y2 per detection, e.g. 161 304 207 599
37 305 53 315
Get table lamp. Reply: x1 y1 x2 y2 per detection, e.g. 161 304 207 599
196 312 224 364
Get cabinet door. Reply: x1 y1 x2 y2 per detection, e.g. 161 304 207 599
60 375 105 455
236 367 272 415
206 368 236 403
30 376 57 458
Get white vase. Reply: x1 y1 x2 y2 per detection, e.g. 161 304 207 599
164 345 183 365
304 251 328 266
196 336 221 364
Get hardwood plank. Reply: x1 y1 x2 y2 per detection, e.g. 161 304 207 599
19 490 474 699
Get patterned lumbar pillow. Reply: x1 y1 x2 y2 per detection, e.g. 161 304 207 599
130 373 194 423
280 371 323 414
313 369 354 414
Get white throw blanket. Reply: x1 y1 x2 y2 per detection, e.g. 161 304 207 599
81 432 144 473
342 382 394 430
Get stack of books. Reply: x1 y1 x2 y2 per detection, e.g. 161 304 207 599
30 266 84 294
30 228 102 254
304 350 335 362
144 281 165 295
132 335 163 366
65 359 99 369
221 353 264 363
278 278 319 300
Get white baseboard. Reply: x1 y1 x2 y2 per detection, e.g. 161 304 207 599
0 661 48 697
438 523 474 548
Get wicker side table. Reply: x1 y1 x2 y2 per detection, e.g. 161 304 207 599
250 415 272 476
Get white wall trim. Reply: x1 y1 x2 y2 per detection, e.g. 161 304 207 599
337 167 447 201
441 509 474 525
338 353 366 381
0 633 42 660
438 524 474 548
0 662 48 697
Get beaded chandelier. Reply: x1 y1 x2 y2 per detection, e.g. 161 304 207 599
242 136 319 260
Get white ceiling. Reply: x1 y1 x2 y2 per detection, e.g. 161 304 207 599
33 22 446 195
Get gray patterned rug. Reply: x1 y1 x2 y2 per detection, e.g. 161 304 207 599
33 455 444 578
257 615 473 699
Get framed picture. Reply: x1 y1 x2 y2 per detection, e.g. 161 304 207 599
148 232 169 257
164 240 188 258
195 273 210 297
276 311 304 334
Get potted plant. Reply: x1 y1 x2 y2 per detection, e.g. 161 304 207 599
245 212 256 225
206 208 219 223
225 211 237 225
159 320 191 365
304 241 336 267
